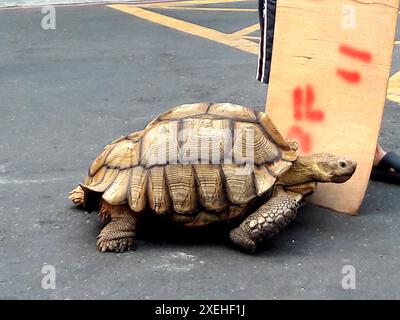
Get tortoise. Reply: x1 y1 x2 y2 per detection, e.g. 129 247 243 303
69 103 356 253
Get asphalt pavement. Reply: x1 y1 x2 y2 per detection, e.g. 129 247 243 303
1 1 400 299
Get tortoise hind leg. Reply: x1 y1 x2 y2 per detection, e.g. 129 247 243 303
69 185 85 207
229 188 302 254
97 202 139 253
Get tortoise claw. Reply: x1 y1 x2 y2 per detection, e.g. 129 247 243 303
229 227 256 254
96 237 135 253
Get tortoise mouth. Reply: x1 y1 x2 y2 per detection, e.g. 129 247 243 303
331 173 354 183
331 160 357 183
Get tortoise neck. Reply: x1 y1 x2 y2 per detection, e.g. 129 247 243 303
277 156 315 186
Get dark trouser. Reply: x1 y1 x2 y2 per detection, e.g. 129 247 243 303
256 0 277 84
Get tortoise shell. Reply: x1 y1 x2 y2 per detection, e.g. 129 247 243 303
81 103 298 226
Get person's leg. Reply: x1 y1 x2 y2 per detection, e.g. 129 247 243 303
256 0 277 84
374 144 387 167
371 143 400 184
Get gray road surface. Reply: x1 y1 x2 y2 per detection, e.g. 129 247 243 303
1 1 400 299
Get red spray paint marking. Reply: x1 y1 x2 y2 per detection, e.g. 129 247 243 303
339 45 372 63
293 87 303 120
292 85 324 121
287 125 312 154
336 44 372 84
336 69 361 83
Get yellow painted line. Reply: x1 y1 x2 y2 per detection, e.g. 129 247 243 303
243 35 259 40
140 0 246 8
108 4 258 55
147 6 256 12
387 71 400 104
232 23 260 36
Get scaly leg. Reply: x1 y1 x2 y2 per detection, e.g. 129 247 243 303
230 187 302 254
97 202 139 253
69 185 85 207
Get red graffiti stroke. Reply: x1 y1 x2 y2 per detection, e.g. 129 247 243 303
339 44 372 63
293 87 303 120
287 125 312 154
292 85 324 122
336 69 361 83
336 44 372 84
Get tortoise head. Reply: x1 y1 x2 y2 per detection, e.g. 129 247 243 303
278 153 357 186
302 153 357 183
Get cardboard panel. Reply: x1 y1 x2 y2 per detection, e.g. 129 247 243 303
266 0 399 214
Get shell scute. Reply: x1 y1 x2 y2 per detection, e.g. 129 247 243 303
222 164 257 205
208 103 257 121
159 103 210 120
165 164 198 214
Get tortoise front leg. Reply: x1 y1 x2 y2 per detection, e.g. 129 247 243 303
96 203 139 253
229 188 302 254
